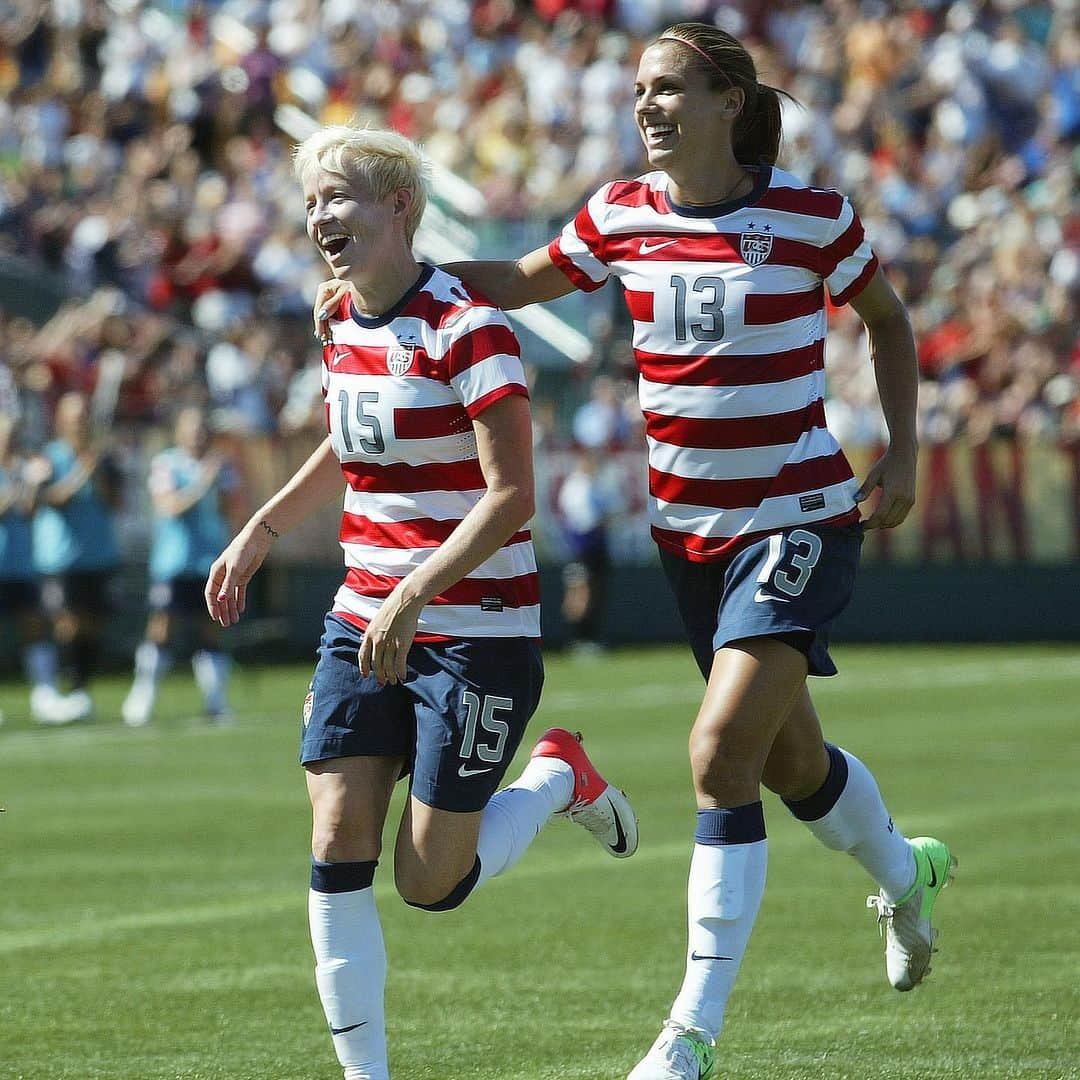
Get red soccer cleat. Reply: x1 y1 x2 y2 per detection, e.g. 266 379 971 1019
530 727 639 858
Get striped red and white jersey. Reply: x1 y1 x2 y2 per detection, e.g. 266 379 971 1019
321 264 539 640
549 166 875 562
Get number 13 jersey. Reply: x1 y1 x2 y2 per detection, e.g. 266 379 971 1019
321 264 539 640
550 166 876 563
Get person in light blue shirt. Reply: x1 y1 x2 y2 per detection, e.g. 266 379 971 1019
31 391 122 721
0 412 68 725
122 406 237 726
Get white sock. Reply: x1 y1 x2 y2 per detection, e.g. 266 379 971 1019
24 642 58 689
130 641 169 698
475 757 573 887
309 885 389 1080
795 747 916 902
669 838 768 1040
192 650 230 715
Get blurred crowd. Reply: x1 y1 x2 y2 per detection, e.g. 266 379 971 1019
0 0 1077 457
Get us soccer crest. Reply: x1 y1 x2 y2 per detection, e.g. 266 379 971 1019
740 230 773 266
386 341 416 376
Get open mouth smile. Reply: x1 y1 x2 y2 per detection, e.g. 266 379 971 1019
319 232 351 257
643 122 677 147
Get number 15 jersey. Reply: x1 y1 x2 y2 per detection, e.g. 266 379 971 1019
550 166 875 563
321 264 539 640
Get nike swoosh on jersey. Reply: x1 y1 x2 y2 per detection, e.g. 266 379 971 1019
638 238 679 255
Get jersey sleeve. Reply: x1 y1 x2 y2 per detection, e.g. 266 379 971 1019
822 194 879 306
443 306 529 419
547 187 612 293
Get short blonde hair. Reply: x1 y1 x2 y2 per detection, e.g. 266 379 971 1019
293 125 430 241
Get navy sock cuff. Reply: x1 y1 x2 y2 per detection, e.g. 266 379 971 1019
782 742 849 822
404 857 481 912
310 858 378 893
695 803 766 846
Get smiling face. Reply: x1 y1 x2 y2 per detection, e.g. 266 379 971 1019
634 42 741 184
302 162 404 282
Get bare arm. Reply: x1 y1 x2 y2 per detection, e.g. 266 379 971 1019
312 246 576 341
39 450 97 507
849 267 919 530
441 246 576 309
205 437 342 626
360 393 535 684
152 458 222 519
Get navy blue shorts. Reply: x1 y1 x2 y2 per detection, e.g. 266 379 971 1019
300 613 545 813
0 579 38 613
660 523 863 679
148 577 207 615
40 570 112 616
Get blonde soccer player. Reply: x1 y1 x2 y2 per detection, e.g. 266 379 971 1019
209 125 637 1080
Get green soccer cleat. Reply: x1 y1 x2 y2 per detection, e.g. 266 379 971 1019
627 1021 716 1080
867 835 957 991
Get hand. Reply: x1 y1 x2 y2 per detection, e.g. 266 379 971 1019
201 454 223 486
205 523 274 626
312 278 359 345
23 457 52 487
855 443 917 530
358 585 423 686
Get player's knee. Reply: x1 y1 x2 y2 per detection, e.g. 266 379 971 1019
54 612 78 643
147 612 171 646
311 823 381 865
689 727 763 798
397 857 480 912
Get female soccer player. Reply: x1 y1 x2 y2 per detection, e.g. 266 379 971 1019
316 24 955 1080
31 391 122 723
123 405 236 726
209 125 637 1080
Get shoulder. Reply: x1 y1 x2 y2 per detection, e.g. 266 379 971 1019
415 267 514 336
757 167 850 223
584 172 669 216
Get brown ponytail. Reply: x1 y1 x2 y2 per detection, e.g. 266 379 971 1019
657 22 794 166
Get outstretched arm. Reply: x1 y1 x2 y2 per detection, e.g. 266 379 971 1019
442 246 576 309
313 246 575 341
205 437 341 626
849 268 919 530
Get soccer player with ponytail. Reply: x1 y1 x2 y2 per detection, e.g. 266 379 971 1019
316 24 955 1080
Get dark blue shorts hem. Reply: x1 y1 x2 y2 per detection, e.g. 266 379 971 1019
716 619 837 677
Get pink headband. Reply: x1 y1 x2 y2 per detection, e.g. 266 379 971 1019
657 36 735 90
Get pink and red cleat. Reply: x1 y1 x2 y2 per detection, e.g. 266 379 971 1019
531 727 639 858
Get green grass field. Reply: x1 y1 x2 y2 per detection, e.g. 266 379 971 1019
2 644 1078 1080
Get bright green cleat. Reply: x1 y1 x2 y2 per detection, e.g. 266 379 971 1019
867 836 957 991
627 1021 716 1080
